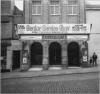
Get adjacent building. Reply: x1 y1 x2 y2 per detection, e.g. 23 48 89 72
1 0 24 71
86 0 100 66
1 0 13 71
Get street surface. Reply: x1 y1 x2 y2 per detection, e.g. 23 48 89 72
1 72 99 93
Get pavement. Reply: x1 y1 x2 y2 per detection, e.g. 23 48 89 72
1 66 100 79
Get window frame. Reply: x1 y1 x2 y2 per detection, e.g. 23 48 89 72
67 0 79 15
32 1 42 15
50 0 60 15
67 5 79 15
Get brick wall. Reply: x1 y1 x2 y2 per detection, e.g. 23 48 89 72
1 21 12 39
1 0 13 39
1 0 11 15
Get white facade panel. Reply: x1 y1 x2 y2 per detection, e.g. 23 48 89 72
86 10 100 65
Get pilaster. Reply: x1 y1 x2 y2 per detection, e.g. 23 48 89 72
25 0 30 24
42 41 49 70
62 41 68 69
20 41 30 71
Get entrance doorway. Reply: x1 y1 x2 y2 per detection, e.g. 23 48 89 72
12 51 20 70
49 42 61 65
30 42 43 66
68 42 80 66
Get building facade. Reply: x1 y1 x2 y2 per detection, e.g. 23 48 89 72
1 0 24 71
18 0 90 71
1 0 13 71
1 0 93 71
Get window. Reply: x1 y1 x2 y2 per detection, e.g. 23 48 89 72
68 0 77 5
67 0 78 15
68 5 78 15
67 0 79 23
32 0 42 15
50 0 60 15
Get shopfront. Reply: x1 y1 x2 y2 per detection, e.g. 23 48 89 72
17 24 90 71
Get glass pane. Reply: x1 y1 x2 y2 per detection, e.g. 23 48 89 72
37 6 42 14
55 6 60 14
68 6 72 14
32 6 36 14
73 6 78 14
50 6 55 14
68 0 77 5
68 16 78 23
32 1 41 5
50 0 59 5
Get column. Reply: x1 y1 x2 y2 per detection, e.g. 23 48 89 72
81 41 89 67
79 0 86 23
6 50 12 71
42 41 49 70
62 41 68 69
20 41 29 71
25 0 30 24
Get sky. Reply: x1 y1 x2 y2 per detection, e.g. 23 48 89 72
15 0 23 11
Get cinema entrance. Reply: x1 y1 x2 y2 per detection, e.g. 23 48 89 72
12 50 20 70
68 42 80 67
30 42 43 67
49 42 61 66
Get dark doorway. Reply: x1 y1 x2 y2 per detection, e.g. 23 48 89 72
68 42 80 66
49 42 61 65
12 51 20 70
31 42 43 66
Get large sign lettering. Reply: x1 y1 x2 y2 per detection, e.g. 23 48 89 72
17 24 90 34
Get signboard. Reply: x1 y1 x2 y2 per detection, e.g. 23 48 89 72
22 50 28 64
17 24 90 34
42 35 67 40
20 36 42 40
67 35 88 40
83 56 87 62
20 35 88 40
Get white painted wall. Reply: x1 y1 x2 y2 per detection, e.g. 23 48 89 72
86 10 100 65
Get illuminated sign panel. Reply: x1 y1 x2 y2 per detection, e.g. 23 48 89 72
17 24 90 34
20 36 42 40
67 35 88 40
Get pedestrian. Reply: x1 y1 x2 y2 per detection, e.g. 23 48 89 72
89 57 93 67
92 52 97 66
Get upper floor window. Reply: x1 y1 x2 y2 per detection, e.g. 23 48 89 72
67 0 78 15
68 0 77 5
50 0 60 15
32 0 42 15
